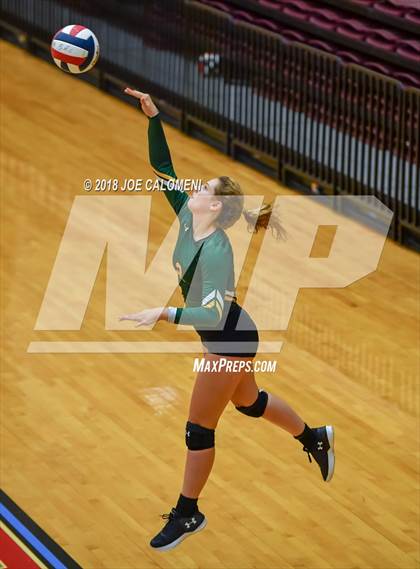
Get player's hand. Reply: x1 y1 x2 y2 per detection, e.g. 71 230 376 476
124 88 159 118
119 307 166 327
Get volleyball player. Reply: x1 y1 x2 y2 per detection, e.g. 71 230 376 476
121 88 335 551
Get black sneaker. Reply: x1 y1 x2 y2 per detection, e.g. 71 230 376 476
303 425 335 482
150 507 207 551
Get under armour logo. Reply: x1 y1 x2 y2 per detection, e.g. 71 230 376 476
317 441 323 451
185 517 197 529
184 224 189 231
186 431 190 437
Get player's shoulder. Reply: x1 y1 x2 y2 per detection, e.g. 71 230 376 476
202 228 232 256
177 196 191 220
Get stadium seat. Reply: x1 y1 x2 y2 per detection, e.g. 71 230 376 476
258 0 284 8
373 2 405 17
202 0 231 12
394 72 420 88
363 60 392 75
365 29 402 50
388 0 419 8
396 40 420 62
308 10 341 31
199 0 420 90
279 28 307 42
233 9 257 23
282 8 308 21
255 17 280 32
307 39 335 52
336 21 371 41
259 0 291 8
335 23 369 41
350 0 375 5
336 50 363 63
404 11 420 25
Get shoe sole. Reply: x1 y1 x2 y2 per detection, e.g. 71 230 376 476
150 517 207 552
325 425 335 482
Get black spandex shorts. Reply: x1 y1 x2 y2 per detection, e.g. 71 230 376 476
196 301 259 358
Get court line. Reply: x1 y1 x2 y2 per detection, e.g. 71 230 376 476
27 341 283 353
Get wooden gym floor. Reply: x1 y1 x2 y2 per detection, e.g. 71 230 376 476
1 40 419 568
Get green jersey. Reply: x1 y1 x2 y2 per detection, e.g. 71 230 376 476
148 115 237 329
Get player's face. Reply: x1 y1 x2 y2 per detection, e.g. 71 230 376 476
188 178 222 216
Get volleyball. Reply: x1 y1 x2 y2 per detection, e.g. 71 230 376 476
50 25 99 74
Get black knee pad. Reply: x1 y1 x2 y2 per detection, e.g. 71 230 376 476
235 389 268 417
186 421 215 450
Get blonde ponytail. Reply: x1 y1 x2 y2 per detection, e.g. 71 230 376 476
215 176 287 240
242 203 287 241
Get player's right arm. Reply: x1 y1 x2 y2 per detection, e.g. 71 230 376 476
124 88 188 216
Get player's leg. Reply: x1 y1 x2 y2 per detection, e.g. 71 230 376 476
230 368 305 435
231 370 335 483
180 353 256 498
150 352 248 551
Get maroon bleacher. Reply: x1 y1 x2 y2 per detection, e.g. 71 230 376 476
404 11 420 25
307 39 335 52
365 28 405 50
336 50 363 64
394 71 420 88
335 20 372 42
396 40 420 62
200 0 420 90
373 0 420 17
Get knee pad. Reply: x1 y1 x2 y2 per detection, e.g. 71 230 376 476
186 421 215 450
235 389 268 418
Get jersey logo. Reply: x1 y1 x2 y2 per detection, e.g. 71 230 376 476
185 517 197 529
184 223 189 231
